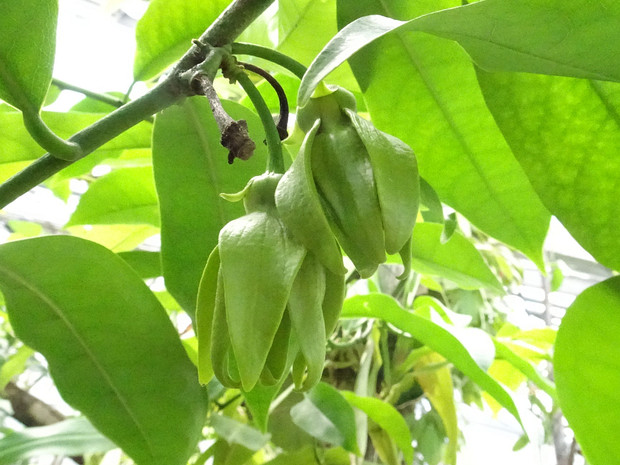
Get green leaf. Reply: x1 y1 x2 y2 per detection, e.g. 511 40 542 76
341 392 414 465
342 293 523 428
276 0 358 89
210 414 270 451
0 417 116 465
0 236 206 465
152 98 266 312
494 339 557 402
0 111 151 183
0 345 35 390
303 1 620 103
336 0 550 268
408 0 620 82
410 222 503 292
290 382 360 454
555 276 620 465
67 224 158 253
117 251 162 279
477 71 620 271
0 0 57 112
133 0 231 81
67 167 159 227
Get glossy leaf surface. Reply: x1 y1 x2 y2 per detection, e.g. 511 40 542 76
478 71 620 271
0 236 206 465
302 0 620 103
555 276 620 465
152 98 266 311
0 0 57 112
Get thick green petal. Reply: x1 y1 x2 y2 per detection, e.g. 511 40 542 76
219 212 306 391
275 122 346 275
210 269 240 389
288 253 327 390
196 247 220 384
346 109 419 254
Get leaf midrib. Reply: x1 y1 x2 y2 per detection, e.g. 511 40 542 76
0 263 155 458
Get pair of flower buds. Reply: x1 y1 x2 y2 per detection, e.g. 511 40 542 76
197 86 420 392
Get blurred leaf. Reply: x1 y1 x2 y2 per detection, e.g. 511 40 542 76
478 70 620 271
276 0 358 89
0 0 57 112
337 0 549 268
67 224 158 252
415 353 457 465
341 391 414 465
494 340 557 401
290 382 360 454
153 98 266 312
0 236 207 465
555 276 620 465
261 446 317 465
117 251 162 279
67 167 159 227
342 294 523 428
134 0 231 81
550 265 564 293
0 417 116 465
0 111 151 183
210 414 270 451
410 222 503 292
0 345 35 390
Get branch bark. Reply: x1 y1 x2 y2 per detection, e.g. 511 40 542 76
0 0 275 209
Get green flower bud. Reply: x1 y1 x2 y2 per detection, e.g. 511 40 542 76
276 86 419 278
196 172 345 391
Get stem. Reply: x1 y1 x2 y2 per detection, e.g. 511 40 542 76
235 71 284 173
232 42 307 79
52 78 125 108
239 62 289 139
192 73 256 163
0 0 275 208
22 113 82 161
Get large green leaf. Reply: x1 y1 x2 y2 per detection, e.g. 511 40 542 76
342 294 523 428
0 236 206 465
336 0 549 267
555 276 620 465
0 0 57 112
290 382 360 454
133 0 231 81
301 0 620 103
410 223 503 292
341 392 414 465
478 71 620 271
0 417 115 465
0 111 151 183
152 98 266 312
67 167 159 227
